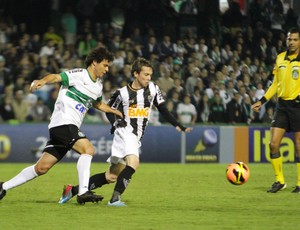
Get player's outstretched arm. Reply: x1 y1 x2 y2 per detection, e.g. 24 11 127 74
94 101 123 118
157 102 193 133
30 74 62 92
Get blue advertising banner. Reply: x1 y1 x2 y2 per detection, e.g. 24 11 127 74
185 126 220 163
0 124 181 163
249 127 295 163
140 126 181 162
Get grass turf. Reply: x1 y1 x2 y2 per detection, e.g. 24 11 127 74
0 163 299 230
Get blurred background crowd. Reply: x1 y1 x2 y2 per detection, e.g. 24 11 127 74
0 0 298 126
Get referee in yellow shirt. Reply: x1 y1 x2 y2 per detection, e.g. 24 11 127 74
252 27 300 193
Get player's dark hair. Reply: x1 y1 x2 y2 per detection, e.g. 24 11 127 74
84 47 114 68
131 57 153 76
288 27 300 35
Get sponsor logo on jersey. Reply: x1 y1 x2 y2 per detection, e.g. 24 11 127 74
128 106 149 118
75 103 87 114
68 69 83 74
148 95 153 102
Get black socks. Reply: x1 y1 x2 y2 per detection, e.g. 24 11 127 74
72 172 108 195
110 166 135 202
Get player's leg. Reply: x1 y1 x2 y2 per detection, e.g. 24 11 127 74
267 126 286 193
108 155 138 206
292 131 300 193
72 138 103 204
59 162 125 204
0 152 58 200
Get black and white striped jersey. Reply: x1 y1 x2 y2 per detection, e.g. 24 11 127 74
108 81 165 140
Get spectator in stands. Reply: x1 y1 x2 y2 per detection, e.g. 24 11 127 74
218 80 231 107
185 67 201 95
158 35 174 60
226 92 244 124
208 92 225 123
189 83 202 106
205 80 217 99
77 33 97 58
108 34 122 53
261 106 274 123
61 5 77 55
43 26 64 53
159 99 177 123
0 95 15 121
168 76 185 98
0 55 11 94
156 65 174 96
12 90 29 122
28 34 42 53
29 97 51 122
241 96 255 125
197 93 210 123
177 94 197 125
143 35 160 59
39 39 56 57
254 82 265 101
23 81 38 112
222 0 243 36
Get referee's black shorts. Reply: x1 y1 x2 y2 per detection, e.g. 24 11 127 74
273 98 300 132
43 125 87 161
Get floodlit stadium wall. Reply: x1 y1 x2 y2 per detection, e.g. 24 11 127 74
0 124 296 163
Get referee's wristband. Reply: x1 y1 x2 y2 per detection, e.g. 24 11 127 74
259 96 267 104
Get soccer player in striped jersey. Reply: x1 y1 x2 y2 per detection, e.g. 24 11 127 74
58 57 192 206
0 47 123 204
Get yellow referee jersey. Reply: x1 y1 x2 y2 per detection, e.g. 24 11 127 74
265 51 300 101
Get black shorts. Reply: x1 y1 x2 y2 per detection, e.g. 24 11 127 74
272 98 300 132
43 125 87 161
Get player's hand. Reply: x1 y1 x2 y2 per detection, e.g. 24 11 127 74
176 126 192 133
251 101 262 113
30 80 45 92
114 110 123 119
110 119 127 134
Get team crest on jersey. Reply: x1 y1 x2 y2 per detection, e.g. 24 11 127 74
292 66 300 80
85 98 93 108
129 99 135 105
148 95 153 102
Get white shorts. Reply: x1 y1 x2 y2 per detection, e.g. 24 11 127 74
107 127 141 163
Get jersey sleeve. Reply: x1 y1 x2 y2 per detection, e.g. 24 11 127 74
60 72 69 86
153 84 165 107
264 64 278 101
106 89 122 124
108 89 122 109
61 68 85 87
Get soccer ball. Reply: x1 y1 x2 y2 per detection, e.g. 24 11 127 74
226 162 250 185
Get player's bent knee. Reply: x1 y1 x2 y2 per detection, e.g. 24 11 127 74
105 172 118 183
34 165 50 175
84 146 95 156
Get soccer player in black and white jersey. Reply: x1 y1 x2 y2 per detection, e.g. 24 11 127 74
0 47 123 204
59 57 192 206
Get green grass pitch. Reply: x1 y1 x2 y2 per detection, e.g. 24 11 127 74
0 163 299 230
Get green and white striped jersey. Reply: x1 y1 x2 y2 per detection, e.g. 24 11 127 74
49 68 102 129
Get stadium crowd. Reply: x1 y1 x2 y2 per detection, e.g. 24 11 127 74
0 0 297 126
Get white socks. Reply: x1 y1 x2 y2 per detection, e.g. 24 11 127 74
3 165 38 191
77 154 92 196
